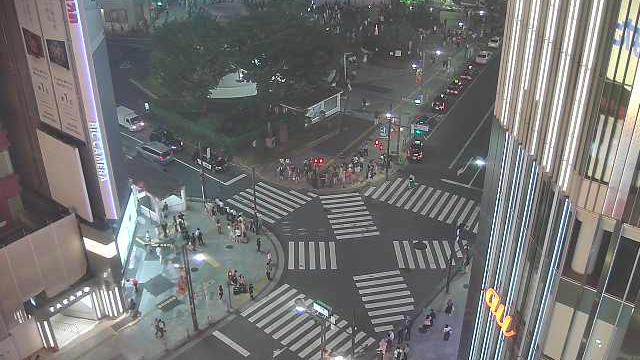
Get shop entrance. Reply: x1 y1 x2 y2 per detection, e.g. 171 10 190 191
49 294 98 348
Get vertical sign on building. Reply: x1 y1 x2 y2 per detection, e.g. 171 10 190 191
65 0 119 220
13 0 62 130
37 0 86 141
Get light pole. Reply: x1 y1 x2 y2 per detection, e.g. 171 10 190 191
385 112 392 181
252 167 259 234
181 245 199 331
294 299 342 360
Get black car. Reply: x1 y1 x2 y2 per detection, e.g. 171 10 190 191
407 139 424 162
150 128 184 152
446 80 465 96
432 93 449 113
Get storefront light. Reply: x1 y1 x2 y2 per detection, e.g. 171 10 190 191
49 307 55 313
62 299 69 305
56 303 62 309
77 290 83 297
84 287 91 293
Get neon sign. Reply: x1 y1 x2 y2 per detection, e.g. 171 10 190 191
66 0 78 23
484 288 516 337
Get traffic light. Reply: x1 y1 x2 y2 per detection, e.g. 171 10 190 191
374 139 384 152
312 157 325 168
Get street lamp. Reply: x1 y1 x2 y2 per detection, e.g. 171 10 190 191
474 157 486 167
294 299 333 360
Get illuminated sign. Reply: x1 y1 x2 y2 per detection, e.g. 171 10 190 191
66 0 78 23
88 123 108 181
484 288 516 337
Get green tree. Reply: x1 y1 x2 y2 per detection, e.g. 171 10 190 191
151 15 231 109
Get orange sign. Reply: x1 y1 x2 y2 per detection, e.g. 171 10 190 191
484 288 516 337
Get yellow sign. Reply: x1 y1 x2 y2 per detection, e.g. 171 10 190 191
484 288 516 337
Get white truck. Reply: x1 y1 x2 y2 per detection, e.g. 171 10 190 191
117 105 145 131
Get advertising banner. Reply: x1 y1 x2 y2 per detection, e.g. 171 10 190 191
37 0 86 142
13 0 62 130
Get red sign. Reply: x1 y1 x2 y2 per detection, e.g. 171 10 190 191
66 0 78 24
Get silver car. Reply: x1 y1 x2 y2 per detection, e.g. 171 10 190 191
137 141 173 165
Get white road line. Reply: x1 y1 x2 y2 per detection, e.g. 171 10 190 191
442 241 452 262
353 270 400 281
258 182 307 204
374 325 395 332
420 189 441 215
241 284 290 317
250 189 296 212
448 104 494 169
254 186 300 209
224 174 247 186
423 242 437 269
429 192 450 218
358 283 407 294
363 186 376 197
288 242 295 270
379 178 403 202
412 187 433 212
474 222 479 233
336 231 379 240
324 201 364 208
289 189 312 201
446 197 467 224
370 313 411 323
387 180 409 205
403 185 425 209
307 192 318 197
438 194 459 221
327 206 367 213
226 199 276 224
289 325 322 350
325 330 350 352
395 186 415 208
440 178 483 191
367 305 414 317
309 242 316 270
332 221 374 229
361 290 411 302
280 319 315 344
433 242 446 268
329 215 372 224
466 206 481 227
333 226 378 234
327 211 370 219
238 192 291 215
321 196 362 204
273 314 308 340
455 200 475 226
212 331 250 357
256 295 304 328
393 241 405 268
299 241 305 270
336 332 367 354
249 289 298 322
329 242 337 269
355 277 404 288
232 196 282 220
371 181 390 199
415 246 426 268
402 241 416 269
319 192 361 199
265 299 312 334
319 243 327 270
364 298 415 309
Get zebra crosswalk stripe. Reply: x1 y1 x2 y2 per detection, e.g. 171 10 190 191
393 241 405 268
371 181 389 199
437 194 458 221
329 242 337 269
328 206 367 213
474 222 479 233
226 198 276 224
258 182 307 205
254 186 300 209
319 192 361 199
289 190 312 201
387 180 409 205
249 289 298 322
256 294 305 328
288 242 295 269
412 187 433 212
308 242 315 270
432 242 446 268
415 244 426 268
424 241 437 269
353 270 400 281
288 242 337 270
332 221 374 229
232 195 282 219
446 197 467 224
319 243 326 269
242 284 290 317
402 241 415 269
402 185 425 209
320 196 362 204
329 215 372 224
429 192 450 218
466 206 481 228
394 186 415 208
420 189 441 215
363 186 376 197
379 178 403 202
455 200 475 226
238 191 291 215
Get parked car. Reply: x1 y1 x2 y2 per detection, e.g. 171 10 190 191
407 139 424 162
413 116 438 137
487 36 502 49
117 105 145 131
432 93 449 113
446 80 465 96
137 142 173 165
460 63 477 81
150 128 184 152
475 50 493 65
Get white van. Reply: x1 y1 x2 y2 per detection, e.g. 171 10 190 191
117 106 145 131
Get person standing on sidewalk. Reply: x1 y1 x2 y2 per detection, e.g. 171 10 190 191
196 228 204 246
256 237 262 253
218 285 224 301
265 263 272 280
445 298 454 316
249 283 254 300
443 324 453 341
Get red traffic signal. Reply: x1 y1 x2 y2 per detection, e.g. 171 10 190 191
312 157 325 167
374 138 384 152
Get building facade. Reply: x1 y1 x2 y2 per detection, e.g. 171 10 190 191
0 0 136 357
461 0 640 359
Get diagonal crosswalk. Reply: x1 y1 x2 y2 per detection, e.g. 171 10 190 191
392 239 469 270
363 178 480 233
288 241 338 270
320 193 380 240
225 182 312 224
241 284 376 359
353 271 415 333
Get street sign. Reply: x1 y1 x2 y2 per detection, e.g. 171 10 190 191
312 300 331 318
379 125 388 138
414 123 429 132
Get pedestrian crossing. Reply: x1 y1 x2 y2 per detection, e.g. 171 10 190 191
353 270 415 333
288 241 338 270
363 178 480 234
319 193 380 240
241 284 376 359
226 182 313 224
393 239 468 270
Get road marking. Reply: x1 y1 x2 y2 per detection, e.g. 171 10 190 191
469 166 483 187
361 291 411 302
379 178 403 202
241 284 290 317
429 192 450 218
319 192 361 199
402 241 415 269
319 243 327 270
323 201 364 208
320 196 362 204
298 241 305 270
257 295 305 328
329 242 337 269
281 319 315 345
393 241 405 268
446 197 466 224
258 182 307 205
415 245 426 268
403 185 425 209
364 297 414 309
433 242 446 268
442 241 452 262
333 226 378 234
332 220 374 229
212 331 250 357
395 186 415 207
412 187 433 212
367 305 414 317
224 173 247 185
370 315 406 324
466 206 481 228
226 199 276 223
355 277 405 288
364 186 376 197
249 289 298 322
289 189 312 201
371 181 389 199
329 215 372 224
420 189 441 215
438 194 459 221
327 211 370 218
456 200 476 227
308 242 315 270
448 104 494 169
288 242 295 269
387 180 409 205
424 241 436 269
353 270 400 281
440 178 483 191
336 231 379 240
358 283 407 294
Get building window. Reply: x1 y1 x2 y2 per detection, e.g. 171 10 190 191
622 158 640 226
605 237 640 299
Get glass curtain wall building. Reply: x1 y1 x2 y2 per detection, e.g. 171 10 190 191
460 0 640 359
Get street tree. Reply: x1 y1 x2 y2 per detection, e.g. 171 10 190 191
151 15 232 110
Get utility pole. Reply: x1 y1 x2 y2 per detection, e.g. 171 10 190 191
182 245 199 331
252 167 259 234
395 115 401 156
385 113 392 181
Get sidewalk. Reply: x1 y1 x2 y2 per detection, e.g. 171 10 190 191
36 201 284 360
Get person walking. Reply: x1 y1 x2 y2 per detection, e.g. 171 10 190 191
249 283 254 300
256 237 262 252
196 228 204 246
265 264 272 280
402 344 409 360
266 251 272 266
131 277 139 293
445 298 454 316
443 324 453 341
429 308 437 322
218 285 224 301
216 218 222 234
